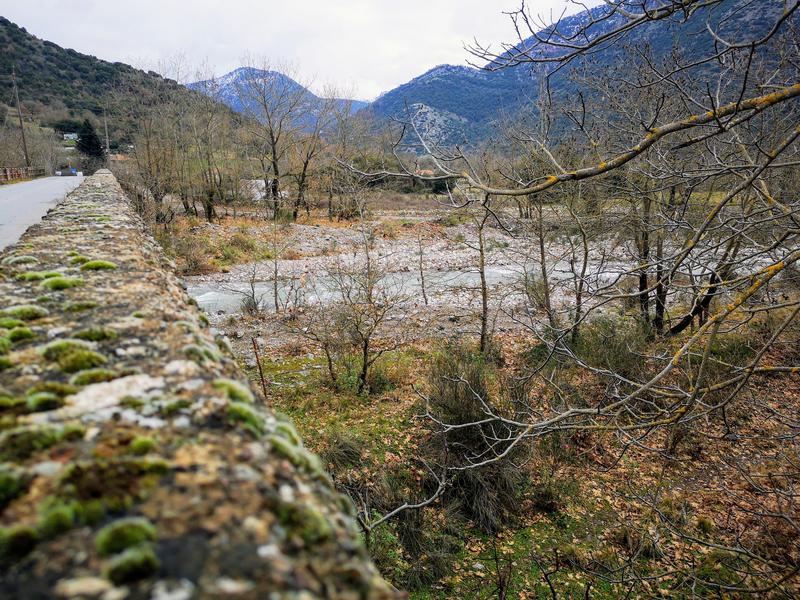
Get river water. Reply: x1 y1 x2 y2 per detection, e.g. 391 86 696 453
186 266 520 314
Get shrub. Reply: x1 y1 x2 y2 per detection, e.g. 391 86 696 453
609 525 661 559
229 231 257 252
424 344 527 532
173 234 214 274
320 429 364 470
571 316 650 380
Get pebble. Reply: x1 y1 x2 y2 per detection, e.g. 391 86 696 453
212 578 255 595
150 579 195 600
54 577 111 597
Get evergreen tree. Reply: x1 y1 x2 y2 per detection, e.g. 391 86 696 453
76 119 105 160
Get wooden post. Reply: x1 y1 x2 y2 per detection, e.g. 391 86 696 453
251 337 269 403
12 68 31 168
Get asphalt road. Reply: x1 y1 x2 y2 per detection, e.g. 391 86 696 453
0 176 84 249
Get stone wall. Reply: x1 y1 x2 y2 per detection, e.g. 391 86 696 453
0 171 399 599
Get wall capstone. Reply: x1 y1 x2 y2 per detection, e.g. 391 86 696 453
0 171 401 599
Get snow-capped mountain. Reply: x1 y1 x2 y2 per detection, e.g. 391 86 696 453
188 67 367 127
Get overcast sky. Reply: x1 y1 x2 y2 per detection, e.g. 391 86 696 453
1 0 597 100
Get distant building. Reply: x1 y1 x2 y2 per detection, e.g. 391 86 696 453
63 133 78 141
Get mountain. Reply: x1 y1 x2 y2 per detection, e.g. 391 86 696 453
188 67 368 128
366 0 796 144
0 16 199 143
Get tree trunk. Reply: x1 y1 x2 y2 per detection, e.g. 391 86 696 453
653 186 674 335
637 193 651 326
478 210 489 353
358 338 370 395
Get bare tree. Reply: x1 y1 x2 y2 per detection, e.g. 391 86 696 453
345 1 800 593
236 59 308 218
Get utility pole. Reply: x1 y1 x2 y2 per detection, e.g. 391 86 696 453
11 68 31 168
103 104 110 154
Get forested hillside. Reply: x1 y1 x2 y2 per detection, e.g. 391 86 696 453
0 17 193 140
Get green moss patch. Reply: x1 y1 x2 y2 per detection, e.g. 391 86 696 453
8 327 35 343
40 339 108 373
276 503 333 545
59 350 108 373
73 327 117 342
41 339 92 361
26 392 64 412
15 271 62 281
213 378 254 403
128 436 156 456
0 468 28 510
69 255 90 265
1 255 38 266
0 424 84 461
227 402 265 436
38 504 76 538
0 305 49 321
69 368 120 385
103 544 159 584
0 318 25 329
0 525 39 564
63 300 98 312
80 260 118 271
95 517 157 556
26 381 78 397
40 276 83 291
183 343 222 365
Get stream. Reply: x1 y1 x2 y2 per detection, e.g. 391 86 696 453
186 266 521 314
